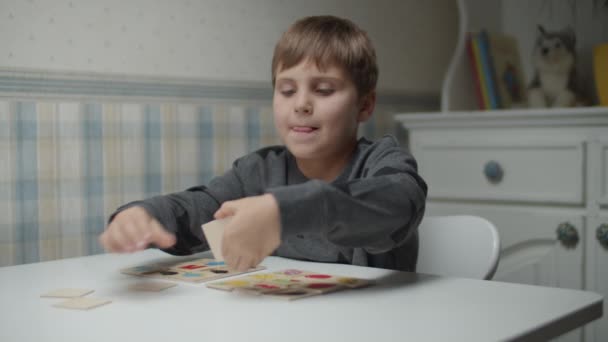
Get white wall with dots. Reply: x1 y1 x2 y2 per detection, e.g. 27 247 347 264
501 0 608 101
0 0 457 93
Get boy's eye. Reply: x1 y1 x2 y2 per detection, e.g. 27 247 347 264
316 88 334 95
279 89 295 97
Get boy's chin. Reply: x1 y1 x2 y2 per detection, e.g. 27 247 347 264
287 147 318 160
285 143 323 160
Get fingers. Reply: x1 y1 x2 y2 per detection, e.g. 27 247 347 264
217 196 277 271
149 219 176 249
222 237 260 272
100 223 135 253
99 207 175 253
222 241 251 272
99 223 124 253
235 259 254 272
121 221 147 251
231 256 244 272
225 254 258 272
213 201 237 220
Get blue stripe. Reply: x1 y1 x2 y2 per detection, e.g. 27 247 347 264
0 75 274 101
246 107 261 152
199 106 214 183
83 104 105 255
144 105 162 196
15 102 39 264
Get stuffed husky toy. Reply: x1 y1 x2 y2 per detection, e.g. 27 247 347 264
528 25 581 108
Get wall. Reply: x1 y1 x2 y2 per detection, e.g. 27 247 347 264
0 0 459 266
0 0 458 94
461 0 608 104
501 0 608 101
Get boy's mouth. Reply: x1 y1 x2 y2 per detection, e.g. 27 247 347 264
291 126 318 133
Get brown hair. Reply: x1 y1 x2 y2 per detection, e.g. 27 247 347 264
271 15 378 97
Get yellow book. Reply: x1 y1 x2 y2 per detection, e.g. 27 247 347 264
594 43 608 106
486 32 527 108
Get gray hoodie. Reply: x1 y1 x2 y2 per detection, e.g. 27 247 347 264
111 135 427 272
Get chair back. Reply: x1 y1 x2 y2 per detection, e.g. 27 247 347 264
417 215 500 280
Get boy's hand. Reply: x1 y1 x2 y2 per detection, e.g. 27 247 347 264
99 206 176 253
214 194 281 272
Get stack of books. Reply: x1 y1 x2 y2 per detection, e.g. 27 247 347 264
467 30 527 110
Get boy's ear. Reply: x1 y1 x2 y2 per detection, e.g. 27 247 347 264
357 91 376 123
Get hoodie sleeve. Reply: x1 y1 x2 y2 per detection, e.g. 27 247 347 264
268 137 427 254
108 167 247 256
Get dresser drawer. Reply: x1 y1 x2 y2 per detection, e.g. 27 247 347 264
416 141 585 204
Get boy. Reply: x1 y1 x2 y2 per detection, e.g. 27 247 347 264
99 15 427 272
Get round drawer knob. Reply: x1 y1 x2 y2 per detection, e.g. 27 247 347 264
484 160 504 184
597 224 608 249
556 222 579 249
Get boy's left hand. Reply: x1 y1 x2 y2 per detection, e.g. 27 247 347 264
213 194 281 272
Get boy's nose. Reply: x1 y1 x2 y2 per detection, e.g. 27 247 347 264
294 93 313 114
295 103 312 114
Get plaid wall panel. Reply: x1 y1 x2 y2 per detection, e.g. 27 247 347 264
0 99 399 266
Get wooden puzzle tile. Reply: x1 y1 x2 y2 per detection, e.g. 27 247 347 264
53 297 111 310
40 288 94 298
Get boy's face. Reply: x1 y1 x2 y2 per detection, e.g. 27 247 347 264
272 59 373 163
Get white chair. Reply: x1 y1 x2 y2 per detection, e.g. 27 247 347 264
416 215 500 280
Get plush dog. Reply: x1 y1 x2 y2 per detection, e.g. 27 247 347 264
528 25 581 108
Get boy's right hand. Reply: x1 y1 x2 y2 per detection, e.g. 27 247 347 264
99 206 176 253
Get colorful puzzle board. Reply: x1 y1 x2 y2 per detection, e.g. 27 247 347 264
206 269 373 300
121 258 265 283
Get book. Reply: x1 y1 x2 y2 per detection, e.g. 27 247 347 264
479 30 501 109
466 33 485 110
594 43 608 106
470 34 491 109
485 31 527 108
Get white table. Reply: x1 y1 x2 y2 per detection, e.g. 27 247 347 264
0 250 602 342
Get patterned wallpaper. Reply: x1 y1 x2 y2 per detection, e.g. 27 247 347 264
0 0 458 93
502 0 608 98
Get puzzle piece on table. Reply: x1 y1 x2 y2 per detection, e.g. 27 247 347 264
201 218 231 261
120 258 265 283
206 269 373 301
273 269 373 289
128 281 177 292
40 288 94 298
53 297 112 310
207 277 292 295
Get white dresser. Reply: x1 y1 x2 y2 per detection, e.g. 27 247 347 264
396 107 608 342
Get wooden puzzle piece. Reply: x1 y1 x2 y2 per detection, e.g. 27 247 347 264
128 281 177 292
40 288 94 298
53 297 111 310
201 218 231 261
